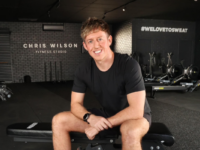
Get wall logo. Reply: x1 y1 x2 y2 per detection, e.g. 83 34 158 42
22 43 78 53
141 26 188 33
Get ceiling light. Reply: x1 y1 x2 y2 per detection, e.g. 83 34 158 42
43 24 64 31
122 7 126 11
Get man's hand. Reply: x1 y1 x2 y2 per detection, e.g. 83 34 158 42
87 115 113 131
85 126 99 140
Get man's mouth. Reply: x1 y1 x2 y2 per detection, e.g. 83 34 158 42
94 50 102 54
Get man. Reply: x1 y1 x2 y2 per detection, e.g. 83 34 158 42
52 17 151 150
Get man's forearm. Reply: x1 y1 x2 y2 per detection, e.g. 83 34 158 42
71 103 90 120
107 106 144 127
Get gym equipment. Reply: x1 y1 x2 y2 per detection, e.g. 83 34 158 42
150 82 194 98
144 52 164 81
55 61 57 82
7 122 174 150
0 84 12 101
189 80 200 92
131 52 139 63
147 52 155 79
156 53 183 82
60 61 62 81
171 60 199 84
131 52 148 78
141 64 148 78
150 79 200 98
57 70 60 82
44 62 47 82
54 61 61 82
49 61 52 82
144 53 200 98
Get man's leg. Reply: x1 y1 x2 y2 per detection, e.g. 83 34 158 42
120 118 150 150
52 111 90 150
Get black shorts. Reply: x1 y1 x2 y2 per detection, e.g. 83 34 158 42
87 108 152 136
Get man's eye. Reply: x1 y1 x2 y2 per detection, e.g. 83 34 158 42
88 41 92 44
98 38 102 41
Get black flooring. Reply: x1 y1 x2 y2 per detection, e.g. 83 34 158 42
0 81 200 150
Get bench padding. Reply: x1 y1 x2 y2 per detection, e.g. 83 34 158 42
7 122 174 146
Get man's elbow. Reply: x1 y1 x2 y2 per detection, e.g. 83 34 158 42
134 112 143 120
70 102 78 113
70 102 83 112
138 112 144 119
129 108 144 120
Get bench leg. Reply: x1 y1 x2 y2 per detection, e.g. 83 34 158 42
150 90 156 99
142 140 165 150
78 141 165 150
78 143 120 150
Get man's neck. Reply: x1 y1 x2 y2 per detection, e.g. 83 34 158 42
94 51 114 72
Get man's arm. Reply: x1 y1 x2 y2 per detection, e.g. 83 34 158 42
107 90 145 127
71 91 112 131
71 91 89 119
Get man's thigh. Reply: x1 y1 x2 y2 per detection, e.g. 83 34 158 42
120 117 150 140
88 108 151 136
53 111 90 133
87 108 121 135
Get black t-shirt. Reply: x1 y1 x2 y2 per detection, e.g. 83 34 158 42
72 53 151 116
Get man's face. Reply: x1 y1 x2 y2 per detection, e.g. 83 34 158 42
83 29 112 61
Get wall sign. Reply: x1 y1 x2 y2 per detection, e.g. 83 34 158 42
141 26 188 33
23 43 78 53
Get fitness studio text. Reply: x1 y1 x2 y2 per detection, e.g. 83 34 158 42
35 50 67 53
23 43 78 49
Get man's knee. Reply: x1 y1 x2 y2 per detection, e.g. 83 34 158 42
120 119 149 145
120 124 141 144
52 111 72 131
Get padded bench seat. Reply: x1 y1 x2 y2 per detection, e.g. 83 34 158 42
7 122 174 146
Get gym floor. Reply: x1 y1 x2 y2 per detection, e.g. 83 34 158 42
0 81 200 150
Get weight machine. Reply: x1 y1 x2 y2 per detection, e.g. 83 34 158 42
0 83 13 101
143 53 200 98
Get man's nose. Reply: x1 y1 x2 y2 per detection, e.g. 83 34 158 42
94 40 100 48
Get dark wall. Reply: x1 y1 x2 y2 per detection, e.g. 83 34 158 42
195 22 200 78
132 19 196 67
0 22 90 82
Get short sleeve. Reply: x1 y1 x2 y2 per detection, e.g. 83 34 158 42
72 66 87 93
124 58 145 94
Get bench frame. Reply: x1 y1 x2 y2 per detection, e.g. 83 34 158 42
7 122 175 150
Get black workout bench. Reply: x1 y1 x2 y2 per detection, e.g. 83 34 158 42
7 122 175 150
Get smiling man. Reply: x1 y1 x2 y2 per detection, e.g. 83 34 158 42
52 17 151 150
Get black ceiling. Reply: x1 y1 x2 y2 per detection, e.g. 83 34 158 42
0 0 200 23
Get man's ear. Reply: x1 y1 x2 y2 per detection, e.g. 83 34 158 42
82 41 88 51
108 35 112 46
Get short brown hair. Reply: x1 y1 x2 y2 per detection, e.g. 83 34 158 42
81 17 110 41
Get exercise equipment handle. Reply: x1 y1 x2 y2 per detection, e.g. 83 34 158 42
189 80 200 92
167 53 173 67
156 73 168 82
149 52 156 78
170 74 185 84
180 60 185 69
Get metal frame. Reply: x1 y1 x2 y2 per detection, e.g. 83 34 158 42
14 137 52 143
11 136 117 144
151 85 189 98
12 137 165 150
